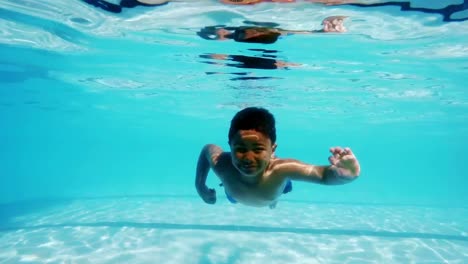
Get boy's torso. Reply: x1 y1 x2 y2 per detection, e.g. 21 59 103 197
213 152 288 207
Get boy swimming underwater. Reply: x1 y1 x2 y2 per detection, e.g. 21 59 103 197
195 107 361 208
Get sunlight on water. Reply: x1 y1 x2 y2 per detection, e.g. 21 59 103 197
1 0 467 120
1 0 468 49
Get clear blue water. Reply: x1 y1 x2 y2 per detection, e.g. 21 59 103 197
1 0 467 263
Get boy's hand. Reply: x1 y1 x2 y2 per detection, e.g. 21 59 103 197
322 16 348 33
197 185 217 204
328 147 360 177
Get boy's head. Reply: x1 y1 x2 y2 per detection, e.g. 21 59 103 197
234 28 281 44
228 107 276 144
228 107 277 178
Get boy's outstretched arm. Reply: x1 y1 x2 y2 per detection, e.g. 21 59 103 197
195 144 223 204
277 146 360 185
278 15 348 35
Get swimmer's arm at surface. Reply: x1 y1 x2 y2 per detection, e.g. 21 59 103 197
278 15 349 35
195 144 223 204
278 29 315 35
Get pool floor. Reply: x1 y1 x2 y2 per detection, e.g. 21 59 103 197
0 197 467 263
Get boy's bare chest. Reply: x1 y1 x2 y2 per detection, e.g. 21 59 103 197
217 166 281 202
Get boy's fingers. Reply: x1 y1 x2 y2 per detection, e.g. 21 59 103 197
331 147 354 158
330 146 341 153
342 148 355 157
205 194 216 204
337 147 347 155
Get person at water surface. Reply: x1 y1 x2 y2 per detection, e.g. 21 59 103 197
195 107 361 209
197 16 348 44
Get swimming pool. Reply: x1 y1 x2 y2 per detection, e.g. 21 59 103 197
1 0 467 263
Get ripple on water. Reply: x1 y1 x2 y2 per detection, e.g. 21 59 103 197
1 0 468 45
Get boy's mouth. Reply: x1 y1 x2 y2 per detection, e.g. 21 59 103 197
240 164 257 173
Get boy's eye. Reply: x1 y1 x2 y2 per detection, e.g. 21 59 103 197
235 147 247 153
233 146 266 154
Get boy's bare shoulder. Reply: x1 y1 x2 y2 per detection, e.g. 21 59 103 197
269 157 312 173
212 152 236 178
214 151 233 167
270 157 303 166
218 151 232 160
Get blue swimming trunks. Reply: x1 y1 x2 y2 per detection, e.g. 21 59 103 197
225 180 293 204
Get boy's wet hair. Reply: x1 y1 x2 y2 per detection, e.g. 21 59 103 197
233 27 281 44
228 107 276 144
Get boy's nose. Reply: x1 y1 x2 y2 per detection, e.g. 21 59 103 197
242 158 254 164
243 152 257 163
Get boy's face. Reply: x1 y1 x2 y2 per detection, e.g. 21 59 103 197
229 129 277 179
